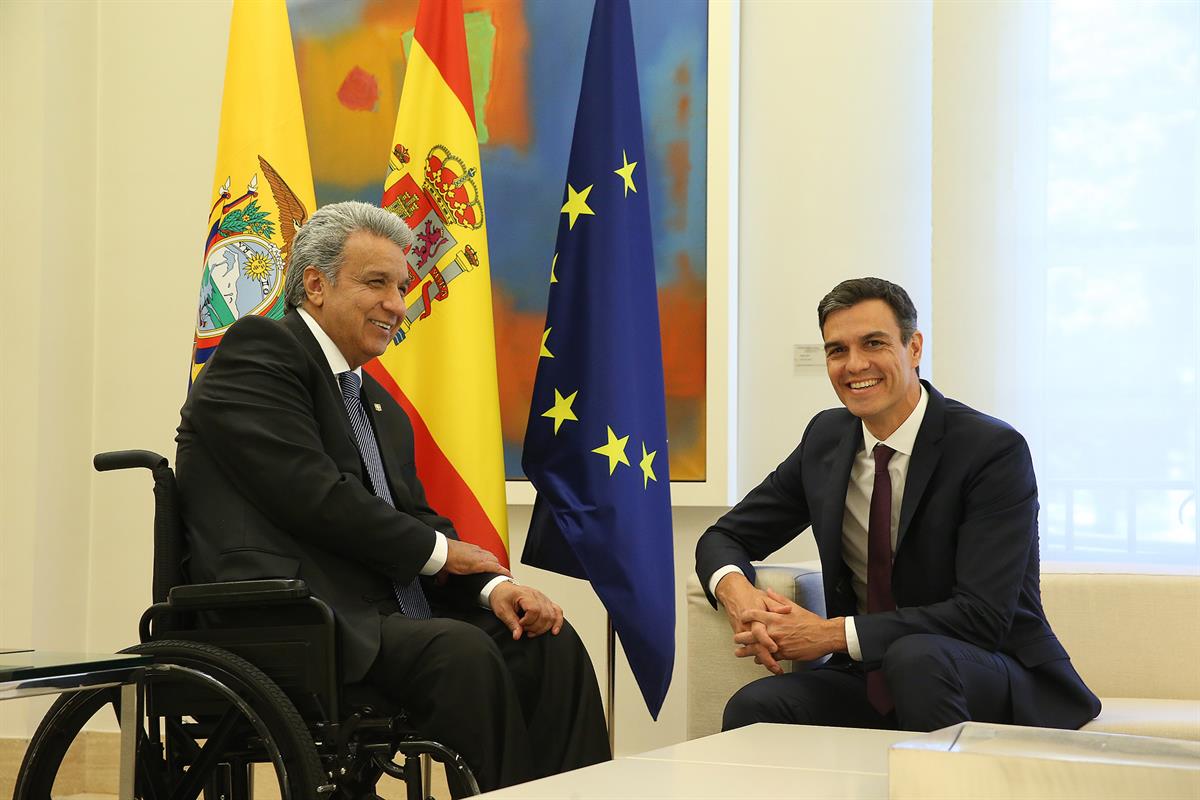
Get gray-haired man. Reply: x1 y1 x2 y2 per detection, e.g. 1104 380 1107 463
177 201 609 796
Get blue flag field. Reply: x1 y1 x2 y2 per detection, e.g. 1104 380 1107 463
521 0 675 719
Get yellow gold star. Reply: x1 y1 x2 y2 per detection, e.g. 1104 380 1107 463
592 425 630 475
614 150 638 197
541 389 578 434
561 183 595 230
540 327 554 359
639 442 658 489
550 252 559 284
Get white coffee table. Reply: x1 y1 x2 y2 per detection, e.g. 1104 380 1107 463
478 723 923 798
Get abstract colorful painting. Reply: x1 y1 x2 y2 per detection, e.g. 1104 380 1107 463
287 0 708 480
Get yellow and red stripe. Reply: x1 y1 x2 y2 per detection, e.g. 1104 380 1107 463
375 0 509 563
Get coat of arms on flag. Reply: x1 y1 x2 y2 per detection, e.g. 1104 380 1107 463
197 157 308 338
381 142 482 343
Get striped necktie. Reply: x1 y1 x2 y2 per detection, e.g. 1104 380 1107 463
337 370 432 619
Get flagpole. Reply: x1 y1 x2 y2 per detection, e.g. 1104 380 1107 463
606 613 616 755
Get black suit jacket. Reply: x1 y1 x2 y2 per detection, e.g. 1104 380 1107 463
176 311 493 682
696 381 1100 729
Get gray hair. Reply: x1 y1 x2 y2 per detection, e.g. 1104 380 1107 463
283 201 415 310
817 277 919 344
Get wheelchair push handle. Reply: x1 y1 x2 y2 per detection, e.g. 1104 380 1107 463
93 449 169 473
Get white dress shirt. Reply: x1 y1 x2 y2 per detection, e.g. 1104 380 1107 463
297 308 510 604
710 385 929 662
840 384 928 658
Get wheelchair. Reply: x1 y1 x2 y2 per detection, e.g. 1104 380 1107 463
14 449 480 800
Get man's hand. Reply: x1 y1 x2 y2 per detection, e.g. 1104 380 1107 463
714 573 792 675
441 539 512 578
489 581 564 640
736 588 847 663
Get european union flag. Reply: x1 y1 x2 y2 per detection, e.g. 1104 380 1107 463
521 0 674 719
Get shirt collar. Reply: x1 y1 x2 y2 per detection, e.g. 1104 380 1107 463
296 307 359 379
861 383 928 457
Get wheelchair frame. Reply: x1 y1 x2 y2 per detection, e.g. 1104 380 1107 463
14 449 480 800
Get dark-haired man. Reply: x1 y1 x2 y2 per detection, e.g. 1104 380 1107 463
696 277 1099 733
177 201 608 795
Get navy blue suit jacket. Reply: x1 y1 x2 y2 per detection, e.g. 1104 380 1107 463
696 381 1100 729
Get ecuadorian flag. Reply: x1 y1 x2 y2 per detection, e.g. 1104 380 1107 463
369 0 509 563
191 0 315 382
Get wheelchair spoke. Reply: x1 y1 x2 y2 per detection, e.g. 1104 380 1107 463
165 716 202 762
169 707 245 800
135 737 171 800
154 717 201 799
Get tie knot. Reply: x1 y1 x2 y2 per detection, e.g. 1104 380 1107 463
338 370 362 403
873 443 895 471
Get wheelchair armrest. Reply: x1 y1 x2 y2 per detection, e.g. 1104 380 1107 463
168 579 312 609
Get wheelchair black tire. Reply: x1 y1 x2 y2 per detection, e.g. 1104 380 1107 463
14 639 329 800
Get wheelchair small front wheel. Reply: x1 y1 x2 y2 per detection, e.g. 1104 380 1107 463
14 639 330 799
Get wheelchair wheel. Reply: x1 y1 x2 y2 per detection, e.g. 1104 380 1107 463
14 639 330 799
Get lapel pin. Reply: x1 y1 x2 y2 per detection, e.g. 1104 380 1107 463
373 403 383 412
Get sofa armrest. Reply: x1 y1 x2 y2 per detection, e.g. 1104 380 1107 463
686 560 823 740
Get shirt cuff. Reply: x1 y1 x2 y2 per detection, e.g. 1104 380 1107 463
844 616 863 661
420 531 448 576
708 565 745 600
480 575 513 607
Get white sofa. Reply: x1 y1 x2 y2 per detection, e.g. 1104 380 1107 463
686 563 1200 741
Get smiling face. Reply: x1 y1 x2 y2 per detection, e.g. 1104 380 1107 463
822 298 923 440
302 230 411 369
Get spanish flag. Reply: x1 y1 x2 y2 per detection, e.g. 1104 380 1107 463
369 0 509 562
191 0 315 382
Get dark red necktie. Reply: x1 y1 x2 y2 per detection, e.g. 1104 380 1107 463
867 443 896 715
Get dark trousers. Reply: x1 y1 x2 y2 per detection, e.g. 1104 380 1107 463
364 606 610 794
723 633 1017 732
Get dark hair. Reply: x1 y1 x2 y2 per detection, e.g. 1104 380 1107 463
817 277 918 343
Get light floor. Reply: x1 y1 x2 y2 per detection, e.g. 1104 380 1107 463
3 734 453 799
50 768 450 799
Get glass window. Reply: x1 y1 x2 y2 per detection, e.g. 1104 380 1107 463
1038 0 1198 568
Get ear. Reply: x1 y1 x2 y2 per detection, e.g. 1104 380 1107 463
908 330 923 367
302 266 325 307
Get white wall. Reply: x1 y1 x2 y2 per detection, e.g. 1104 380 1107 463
737 0 932 492
86 0 230 659
1 0 100 737
1 0 936 755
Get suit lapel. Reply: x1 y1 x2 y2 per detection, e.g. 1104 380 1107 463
283 313 419 513
282 312 363 471
897 381 946 551
817 418 862 563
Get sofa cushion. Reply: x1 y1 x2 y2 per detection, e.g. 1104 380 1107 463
1081 697 1200 742
686 561 822 740
1041 572 1200 700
